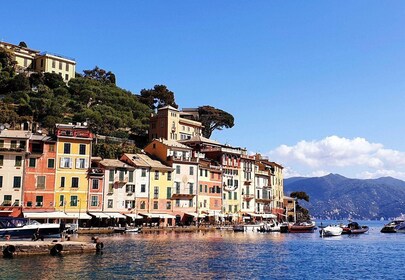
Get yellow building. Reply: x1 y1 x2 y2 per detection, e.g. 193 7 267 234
54 124 92 219
0 41 76 82
269 162 284 218
149 106 203 141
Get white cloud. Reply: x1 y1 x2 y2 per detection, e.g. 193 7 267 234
268 136 405 180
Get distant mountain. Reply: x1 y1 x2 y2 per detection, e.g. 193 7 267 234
284 174 405 220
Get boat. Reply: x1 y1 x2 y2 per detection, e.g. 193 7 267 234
341 222 369 234
381 219 405 233
0 217 61 239
320 225 343 237
257 220 281 232
125 227 142 233
288 221 316 233
233 225 245 232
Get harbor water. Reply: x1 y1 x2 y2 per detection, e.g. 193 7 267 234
1 221 404 279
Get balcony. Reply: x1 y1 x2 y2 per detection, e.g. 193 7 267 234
255 197 272 203
57 130 92 139
88 168 104 176
0 146 26 153
115 176 128 184
223 185 238 192
167 155 198 163
243 194 254 201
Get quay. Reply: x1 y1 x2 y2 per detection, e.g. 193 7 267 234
77 225 218 234
0 239 103 258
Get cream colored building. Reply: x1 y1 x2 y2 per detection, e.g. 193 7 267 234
149 106 203 141
0 41 76 82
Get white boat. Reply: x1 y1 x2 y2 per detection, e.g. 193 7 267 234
125 227 142 233
0 217 61 239
320 225 343 237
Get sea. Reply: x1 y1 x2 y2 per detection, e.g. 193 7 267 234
0 220 404 280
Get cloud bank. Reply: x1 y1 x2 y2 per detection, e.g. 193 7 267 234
268 136 405 180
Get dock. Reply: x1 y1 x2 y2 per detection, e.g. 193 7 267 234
0 240 103 258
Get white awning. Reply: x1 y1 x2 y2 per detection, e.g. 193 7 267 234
141 213 175 219
262 214 277 219
186 212 198 217
65 213 92 220
124 213 144 220
89 212 111 218
161 214 176 219
249 213 263 217
24 211 68 219
104 212 126 219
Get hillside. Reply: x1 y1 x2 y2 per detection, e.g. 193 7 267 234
284 174 405 220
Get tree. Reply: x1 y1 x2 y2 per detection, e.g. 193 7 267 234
18 42 28 48
43 73 65 89
290 191 311 221
139 85 178 110
198 105 234 138
83 66 116 85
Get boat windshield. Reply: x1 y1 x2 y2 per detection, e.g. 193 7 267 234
0 218 29 228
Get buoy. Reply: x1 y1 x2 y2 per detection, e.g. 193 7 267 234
3 245 16 258
50 244 63 256
96 242 104 252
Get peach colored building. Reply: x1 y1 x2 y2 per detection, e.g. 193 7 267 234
23 135 57 213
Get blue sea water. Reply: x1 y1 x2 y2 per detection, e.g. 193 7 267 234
0 220 404 279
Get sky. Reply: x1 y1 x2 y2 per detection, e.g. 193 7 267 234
2 1 405 179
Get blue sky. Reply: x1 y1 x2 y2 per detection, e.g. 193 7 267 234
3 1 405 179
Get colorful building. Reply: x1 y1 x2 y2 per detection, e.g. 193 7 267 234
0 129 31 217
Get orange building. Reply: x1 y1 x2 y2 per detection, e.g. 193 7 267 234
23 135 57 213
198 159 222 220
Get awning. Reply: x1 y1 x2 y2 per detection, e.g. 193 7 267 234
161 214 176 219
104 212 126 219
262 214 277 219
141 213 175 219
65 213 92 220
24 211 68 219
124 213 144 220
89 212 111 218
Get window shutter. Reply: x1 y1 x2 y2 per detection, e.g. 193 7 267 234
60 157 64 167
69 158 73 168
75 158 80 169
85 158 89 168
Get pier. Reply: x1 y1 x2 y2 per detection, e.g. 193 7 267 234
0 240 103 258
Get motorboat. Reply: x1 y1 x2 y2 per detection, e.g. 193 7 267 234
257 220 281 232
288 221 316 233
381 219 405 233
125 227 142 233
320 225 343 237
0 217 61 239
341 222 369 234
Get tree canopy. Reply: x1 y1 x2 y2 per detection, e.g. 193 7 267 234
138 84 178 110
198 105 234 138
290 191 311 221
290 191 310 202
82 66 116 85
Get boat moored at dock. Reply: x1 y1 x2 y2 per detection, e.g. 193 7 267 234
0 217 61 239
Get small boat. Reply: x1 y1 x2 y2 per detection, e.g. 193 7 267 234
320 225 343 237
125 227 142 233
381 219 405 233
0 217 61 239
233 225 245 232
288 221 316 233
341 222 369 234
257 220 281 232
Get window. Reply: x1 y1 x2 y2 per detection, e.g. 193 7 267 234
205 170 208 177
167 171 172 181
153 201 158 209
29 158 36 167
140 201 146 209
200 169 203 176
108 183 114 193
119 170 125 181
64 143 71 154
71 177 79 188
229 205 232 212
48 158 55 168
11 140 17 148
13 176 21 188
199 184 203 193
126 200 135 209
59 61 62 70
36 176 45 189
36 196 43 207
19 140 26 149
204 200 207 208
141 184 146 192
129 171 134 182
166 201 171 210
92 179 99 189
79 144 86 155
141 168 146 177
176 165 180 174
0 155 3 166
61 177 65 188
189 183 194 194
234 192 237 200
234 205 238 212
76 158 87 169
0 140 3 148
52 60 56 68
109 170 115 182
59 195 65 206
154 186 159 199
108 200 113 208
40 59 44 67
167 187 172 198
175 182 180 194
15 156 22 167
0 176 2 188
205 185 208 193
49 144 55 152
126 184 135 193
189 166 194 175
3 195 12 206
91 196 98 207
154 171 159 180
60 157 72 168
228 192 232 200
189 199 193 207
175 199 180 207
66 63 69 71
70 196 78 207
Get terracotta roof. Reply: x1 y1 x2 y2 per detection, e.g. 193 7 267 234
123 153 173 171
179 135 221 146
99 159 134 170
156 139 192 150
0 130 31 139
